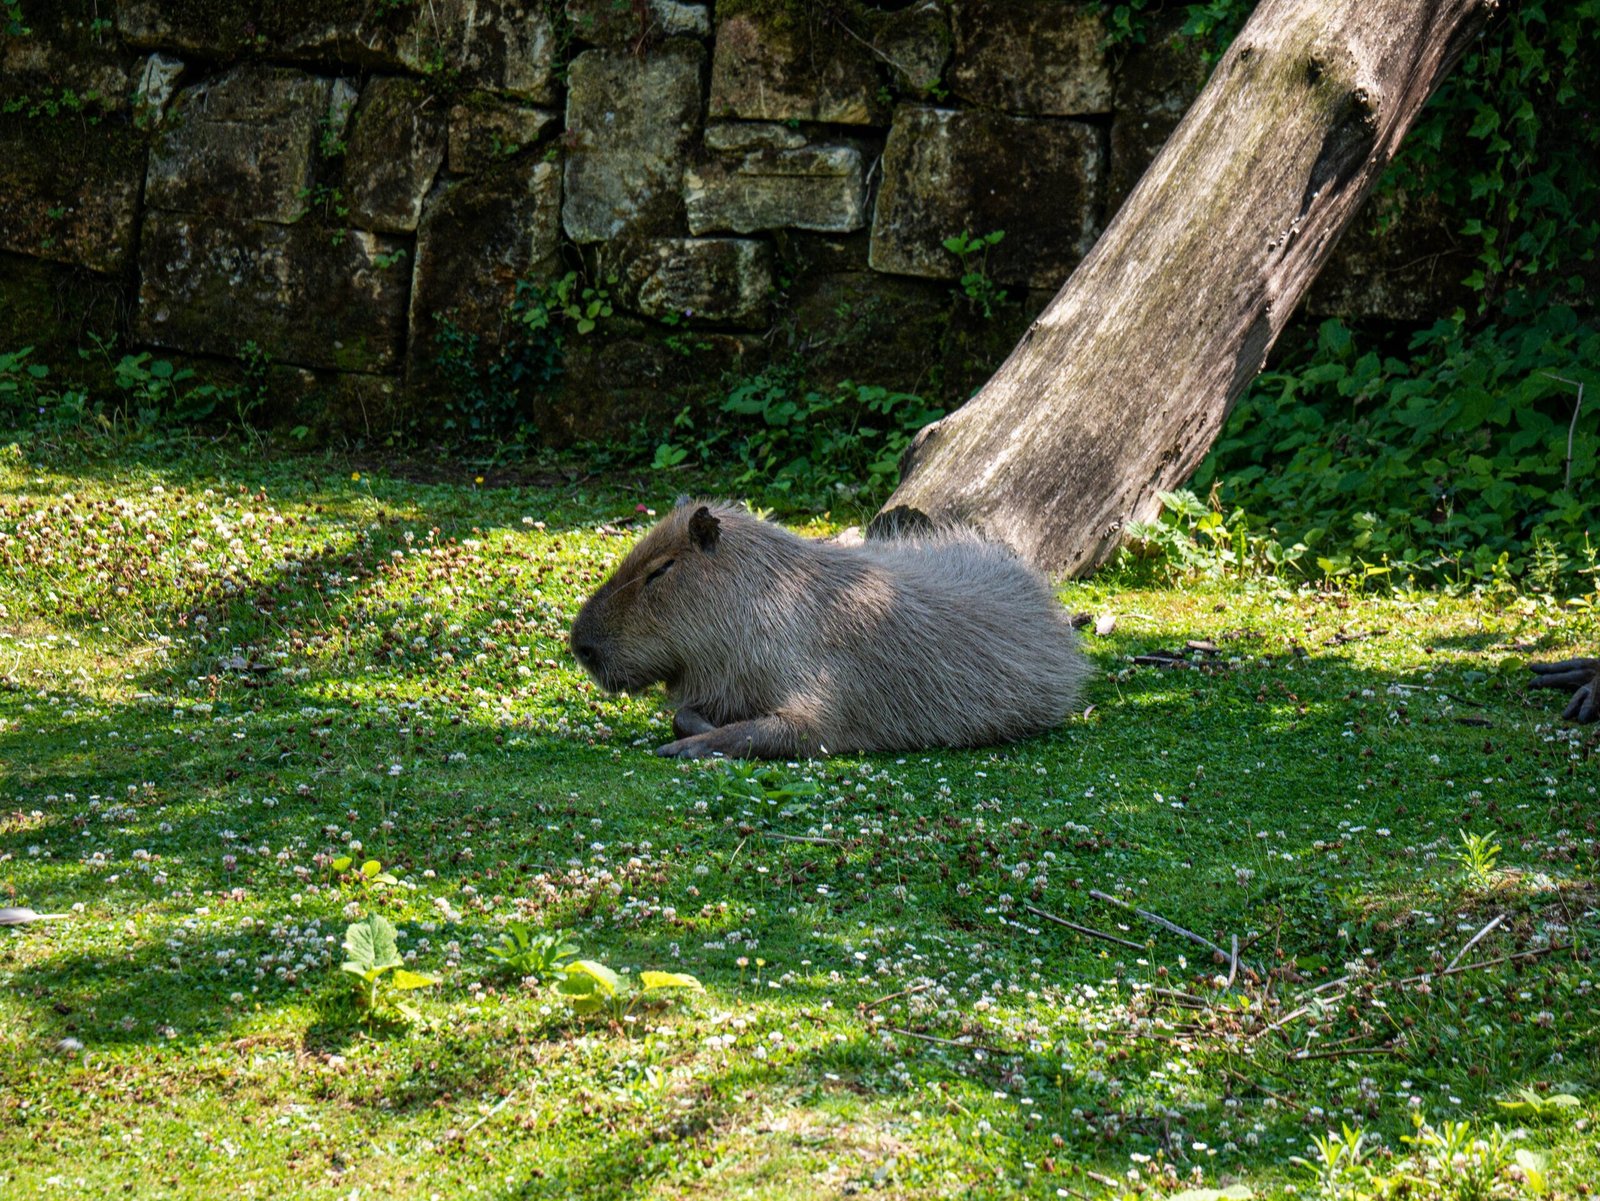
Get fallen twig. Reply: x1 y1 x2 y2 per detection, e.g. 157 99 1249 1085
1260 944 1564 1038
1446 913 1505 972
1290 1045 1399 1062
1227 934 1239 990
860 982 932 1012
1220 1064 1306 1112
759 832 840 845
885 1027 1014 1055
1023 904 1145 951
1089 890 1243 970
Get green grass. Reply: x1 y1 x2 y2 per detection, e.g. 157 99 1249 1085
0 435 1596 1199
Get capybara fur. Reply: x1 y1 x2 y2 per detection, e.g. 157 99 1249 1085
569 499 1089 759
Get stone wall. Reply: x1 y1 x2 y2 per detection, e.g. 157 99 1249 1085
0 0 1473 443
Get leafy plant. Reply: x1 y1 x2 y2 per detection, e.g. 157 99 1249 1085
339 915 439 1027
113 352 222 425
556 960 703 1025
1122 488 1308 582
1195 297 1599 584
1452 829 1502 889
330 855 399 888
655 367 942 503
941 229 1010 319
1496 1086 1580 1122
485 922 579 982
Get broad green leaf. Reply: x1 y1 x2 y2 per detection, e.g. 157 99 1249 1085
639 971 703 992
388 969 439 991
343 915 401 971
564 960 620 996
360 859 382 877
331 855 353 872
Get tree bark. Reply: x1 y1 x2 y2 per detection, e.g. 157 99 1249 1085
873 0 1496 576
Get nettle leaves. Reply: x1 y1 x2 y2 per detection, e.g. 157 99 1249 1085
341 915 439 1026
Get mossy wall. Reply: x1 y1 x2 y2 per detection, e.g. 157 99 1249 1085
0 0 1472 444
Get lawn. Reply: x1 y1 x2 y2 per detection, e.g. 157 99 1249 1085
0 436 1595 1199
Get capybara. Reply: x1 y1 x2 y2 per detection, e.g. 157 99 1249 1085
569 499 1088 758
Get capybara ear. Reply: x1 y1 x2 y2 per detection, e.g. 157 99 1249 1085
688 506 721 552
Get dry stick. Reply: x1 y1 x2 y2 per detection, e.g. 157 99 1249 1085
1227 934 1240 990
1088 890 1245 971
1446 913 1505 972
1290 1046 1399 1062
860 982 932 1012
1151 987 1209 1008
885 1027 1014 1055
1220 1064 1306 1113
1544 373 1586 489
1023 903 1146 951
1262 945 1563 1038
760 832 840 845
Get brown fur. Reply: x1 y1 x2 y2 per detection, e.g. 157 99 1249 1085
569 500 1089 758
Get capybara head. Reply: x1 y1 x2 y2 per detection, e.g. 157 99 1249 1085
569 502 727 693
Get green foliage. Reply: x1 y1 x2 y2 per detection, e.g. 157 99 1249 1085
556 960 703 1025
1121 488 1307 583
330 855 399 888
1496 1087 1580 1123
339 915 438 1028
1290 1114 1556 1199
112 351 223 425
1194 298 1599 583
485 922 579 982
430 270 613 444
941 229 1009 319
653 366 943 503
1452 829 1502 889
1389 1 1600 308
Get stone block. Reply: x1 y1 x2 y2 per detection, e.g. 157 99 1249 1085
447 95 558 173
869 107 1101 290
134 212 410 372
408 159 563 382
949 0 1110 116
685 142 867 235
872 0 950 95
116 0 253 56
146 65 334 225
616 238 773 326
709 12 884 125
2 18 132 110
0 110 146 274
562 40 705 243
565 0 710 47
133 54 188 126
1108 12 1209 217
343 77 447 233
397 0 557 102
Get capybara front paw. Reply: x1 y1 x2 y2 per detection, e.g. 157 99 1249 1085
654 734 722 759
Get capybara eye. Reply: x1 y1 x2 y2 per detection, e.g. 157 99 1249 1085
644 558 675 585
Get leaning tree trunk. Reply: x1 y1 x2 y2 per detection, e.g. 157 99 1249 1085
874 0 1496 576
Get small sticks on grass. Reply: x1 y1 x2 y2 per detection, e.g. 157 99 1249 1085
1088 890 1252 977
1022 903 1145 951
1446 912 1505 972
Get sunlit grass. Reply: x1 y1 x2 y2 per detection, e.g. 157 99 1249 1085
0 436 1596 1199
